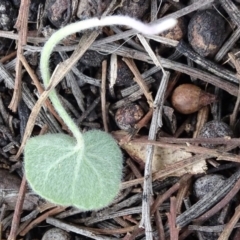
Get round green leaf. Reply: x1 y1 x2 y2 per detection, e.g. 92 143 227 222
24 130 123 210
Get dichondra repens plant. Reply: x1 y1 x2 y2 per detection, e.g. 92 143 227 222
24 16 177 210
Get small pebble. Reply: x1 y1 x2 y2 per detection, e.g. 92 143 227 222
199 120 233 148
77 0 111 19
193 174 227 240
116 0 150 19
47 0 69 28
160 17 187 41
114 58 134 87
193 174 226 199
80 50 106 67
42 228 71 240
115 103 144 131
0 0 17 30
188 10 227 57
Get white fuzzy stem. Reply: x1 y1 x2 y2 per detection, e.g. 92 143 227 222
40 15 177 145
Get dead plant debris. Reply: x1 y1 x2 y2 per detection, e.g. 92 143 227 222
1 0 240 239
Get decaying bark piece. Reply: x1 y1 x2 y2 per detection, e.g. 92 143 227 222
114 130 207 176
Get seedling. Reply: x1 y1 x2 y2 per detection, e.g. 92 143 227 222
24 16 177 210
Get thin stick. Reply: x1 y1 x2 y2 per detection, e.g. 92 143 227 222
228 52 240 127
166 197 179 240
219 0 240 26
126 159 143 188
19 54 68 131
176 40 239 84
22 42 239 97
175 177 192 214
140 72 170 239
151 174 191 215
175 169 240 231
194 177 240 223
122 57 154 107
9 0 30 112
7 176 27 240
134 109 153 133
155 210 165 240
130 139 240 162
19 206 66 236
46 217 116 240
218 204 240 240
0 51 17 63
101 60 108 132
137 33 165 74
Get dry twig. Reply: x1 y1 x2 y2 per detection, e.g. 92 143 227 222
9 0 30 112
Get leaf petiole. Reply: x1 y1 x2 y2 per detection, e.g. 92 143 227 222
40 15 177 145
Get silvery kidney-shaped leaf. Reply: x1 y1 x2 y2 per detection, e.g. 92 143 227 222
24 130 122 210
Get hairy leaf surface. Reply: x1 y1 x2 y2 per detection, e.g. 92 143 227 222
24 130 122 210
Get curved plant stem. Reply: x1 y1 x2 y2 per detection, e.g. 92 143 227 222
40 15 176 145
